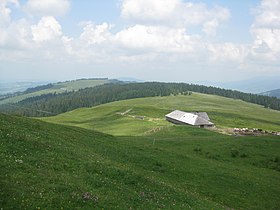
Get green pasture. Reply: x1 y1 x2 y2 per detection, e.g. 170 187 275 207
42 93 280 136
1 113 280 209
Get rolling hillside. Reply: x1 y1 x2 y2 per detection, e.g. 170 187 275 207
1 113 280 209
0 78 111 105
42 93 280 136
2 82 280 117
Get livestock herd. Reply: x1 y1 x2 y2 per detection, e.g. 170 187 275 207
233 128 280 136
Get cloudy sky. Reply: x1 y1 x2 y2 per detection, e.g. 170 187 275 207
0 0 280 82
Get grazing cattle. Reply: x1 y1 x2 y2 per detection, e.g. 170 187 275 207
233 128 240 132
232 127 278 136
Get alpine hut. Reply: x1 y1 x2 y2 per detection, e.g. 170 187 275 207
165 110 214 128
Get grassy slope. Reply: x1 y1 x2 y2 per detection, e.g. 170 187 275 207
42 93 280 136
0 79 109 105
1 113 280 209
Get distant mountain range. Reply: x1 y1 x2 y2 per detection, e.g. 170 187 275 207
260 89 280 99
1 76 279 96
197 76 280 94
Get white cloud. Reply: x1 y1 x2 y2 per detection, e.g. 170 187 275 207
121 0 179 23
254 0 280 28
80 22 113 45
2 0 279 80
0 0 32 51
0 0 233 66
120 0 230 33
250 0 280 62
207 43 248 63
1 19 32 50
25 0 70 16
60 22 114 62
115 24 201 54
31 16 62 42
61 23 204 63
251 28 280 61
203 19 219 36
0 0 19 26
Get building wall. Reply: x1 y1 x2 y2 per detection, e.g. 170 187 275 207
166 117 193 126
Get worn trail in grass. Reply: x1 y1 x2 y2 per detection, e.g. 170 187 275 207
42 94 280 136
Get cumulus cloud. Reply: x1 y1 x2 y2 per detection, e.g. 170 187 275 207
0 19 32 50
254 0 280 28
31 16 62 42
61 22 206 63
0 0 30 51
0 0 232 65
80 22 113 45
0 0 233 64
115 24 201 54
120 0 230 35
121 0 179 23
2 0 279 78
60 22 115 62
25 0 70 16
250 0 280 62
207 43 248 63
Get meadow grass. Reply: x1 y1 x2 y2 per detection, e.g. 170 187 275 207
1 113 280 209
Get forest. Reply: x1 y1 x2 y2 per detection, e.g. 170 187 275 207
0 82 279 117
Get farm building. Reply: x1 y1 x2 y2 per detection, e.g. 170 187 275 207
165 110 214 128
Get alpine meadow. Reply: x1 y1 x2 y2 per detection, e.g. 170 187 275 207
1 0 280 209
1 81 280 209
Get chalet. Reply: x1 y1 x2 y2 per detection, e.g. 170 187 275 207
165 110 214 128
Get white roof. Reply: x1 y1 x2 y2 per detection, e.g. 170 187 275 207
165 110 214 126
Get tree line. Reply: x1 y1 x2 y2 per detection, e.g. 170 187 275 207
0 82 279 117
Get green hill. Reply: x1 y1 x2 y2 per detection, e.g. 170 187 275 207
1 111 280 209
2 82 280 117
42 93 280 136
0 78 110 105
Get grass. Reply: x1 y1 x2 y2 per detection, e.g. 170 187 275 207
2 93 280 209
42 93 280 136
1 113 280 209
0 79 109 105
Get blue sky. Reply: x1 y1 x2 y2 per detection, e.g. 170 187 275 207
0 0 279 82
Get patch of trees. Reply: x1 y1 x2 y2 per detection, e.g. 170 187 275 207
0 82 279 117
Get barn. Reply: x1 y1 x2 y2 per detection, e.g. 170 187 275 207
165 110 214 128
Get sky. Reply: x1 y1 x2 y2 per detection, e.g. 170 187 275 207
0 0 280 83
